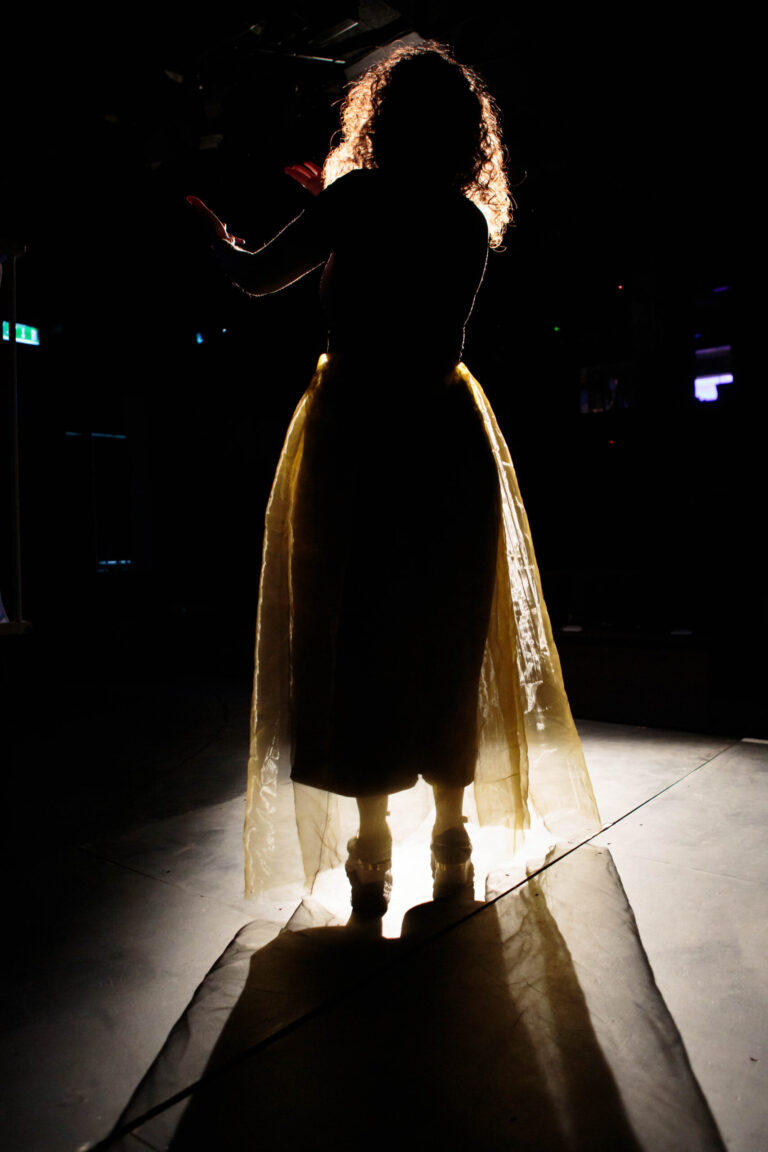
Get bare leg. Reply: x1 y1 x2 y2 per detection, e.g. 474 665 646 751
355 794 391 850
431 784 473 897
348 794 391 916
432 784 465 836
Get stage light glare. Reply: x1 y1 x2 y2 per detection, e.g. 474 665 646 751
694 374 733 402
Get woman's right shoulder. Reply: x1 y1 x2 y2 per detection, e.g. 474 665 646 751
314 167 374 220
322 167 375 198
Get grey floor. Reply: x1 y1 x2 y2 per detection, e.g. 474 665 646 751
3 677 767 1151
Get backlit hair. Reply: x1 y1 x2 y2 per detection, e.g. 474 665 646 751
323 41 514 248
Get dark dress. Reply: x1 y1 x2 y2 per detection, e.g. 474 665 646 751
286 170 500 797
241 170 600 897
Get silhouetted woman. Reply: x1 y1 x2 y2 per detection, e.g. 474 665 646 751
189 42 599 917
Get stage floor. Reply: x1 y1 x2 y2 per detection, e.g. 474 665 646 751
3 688 766 1150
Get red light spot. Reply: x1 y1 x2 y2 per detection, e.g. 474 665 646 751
617 284 623 290
609 439 614 444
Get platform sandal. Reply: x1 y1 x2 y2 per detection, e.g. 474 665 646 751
431 821 474 899
345 836 392 917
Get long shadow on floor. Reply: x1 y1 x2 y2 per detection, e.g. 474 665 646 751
111 846 725 1152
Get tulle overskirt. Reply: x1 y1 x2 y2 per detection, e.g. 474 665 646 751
244 355 600 898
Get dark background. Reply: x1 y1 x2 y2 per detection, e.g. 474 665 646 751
1 4 758 748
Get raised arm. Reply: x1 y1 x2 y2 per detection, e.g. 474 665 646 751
186 194 331 296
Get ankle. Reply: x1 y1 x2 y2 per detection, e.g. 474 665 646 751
432 814 468 839
356 796 390 845
432 784 465 836
353 827 391 859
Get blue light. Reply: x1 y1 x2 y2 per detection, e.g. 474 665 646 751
694 373 733 402
695 379 718 402
196 332 204 344
699 374 733 386
695 345 732 359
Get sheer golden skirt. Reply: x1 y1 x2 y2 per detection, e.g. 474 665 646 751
244 356 599 898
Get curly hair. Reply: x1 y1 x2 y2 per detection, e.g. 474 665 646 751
323 41 514 248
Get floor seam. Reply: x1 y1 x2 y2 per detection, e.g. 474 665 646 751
585 740 742 843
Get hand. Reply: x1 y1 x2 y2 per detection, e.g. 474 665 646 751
185 196 246 247
284 161 324 197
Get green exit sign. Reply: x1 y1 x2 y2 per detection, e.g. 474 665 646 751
2 321 40 345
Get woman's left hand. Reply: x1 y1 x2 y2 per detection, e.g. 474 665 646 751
185 195 246 248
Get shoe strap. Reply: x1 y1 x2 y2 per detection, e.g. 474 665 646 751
346 837 392 871
348 855 391 873
433 857 472 875
431 825 472 868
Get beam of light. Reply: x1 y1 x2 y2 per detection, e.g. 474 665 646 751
694 345 732 359
2 320 39 345
694 373 733 401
